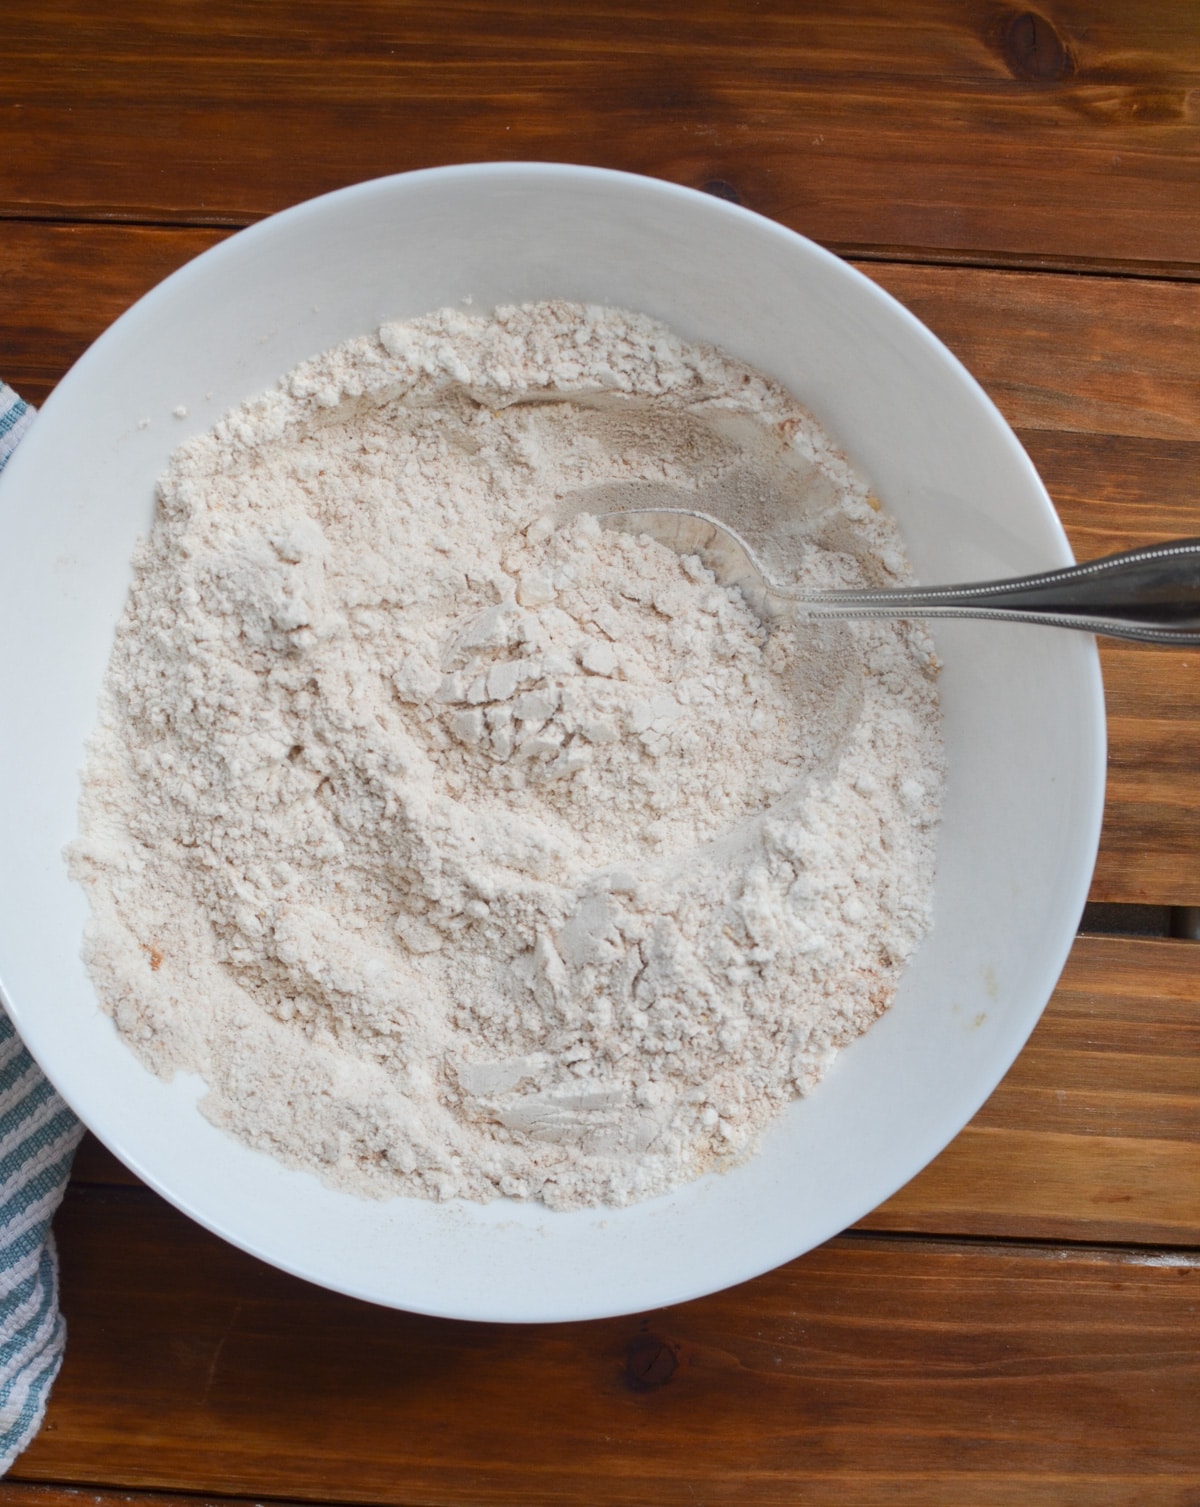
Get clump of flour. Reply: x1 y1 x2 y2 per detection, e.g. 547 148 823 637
70 301 944 1209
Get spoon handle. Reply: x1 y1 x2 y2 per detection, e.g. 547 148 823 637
799 538 1200 645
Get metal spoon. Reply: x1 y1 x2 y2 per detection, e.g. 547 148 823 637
598 509 1200 646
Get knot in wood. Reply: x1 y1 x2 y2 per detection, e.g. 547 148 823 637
701 179 741 205
1000 11 1075 82
625 1333 682 1390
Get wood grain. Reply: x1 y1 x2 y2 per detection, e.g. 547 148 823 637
862 936 1200 1242
869 264 1200 445
4 4 1199 1505
862 263 1200 904
1020 431 1200 899
4 2 1200 276
0 1491 303 1507
69 937 1200 1246
0 225 222 407
9 228 1195 477
3 223 1198 903
11 1190 1198 1507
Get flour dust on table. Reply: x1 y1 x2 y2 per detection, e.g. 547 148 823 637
70 302 944 1209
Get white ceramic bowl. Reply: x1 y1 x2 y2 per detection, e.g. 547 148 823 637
0 165 1105 1321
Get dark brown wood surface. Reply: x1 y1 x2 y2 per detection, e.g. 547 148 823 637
5 1 1200 276
10 1201 1200 1507
2 3 1198 1503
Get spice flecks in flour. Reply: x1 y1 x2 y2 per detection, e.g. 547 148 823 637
70 301 944 1210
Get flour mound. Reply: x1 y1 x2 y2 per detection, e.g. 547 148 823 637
71 301 944 1210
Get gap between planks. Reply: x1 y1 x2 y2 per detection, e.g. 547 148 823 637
3 0 1200 276
14 1199 1200 1507
3 206 1200 285
67 935 1200 1250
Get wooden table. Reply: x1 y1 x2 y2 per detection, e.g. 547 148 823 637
3 4 1198 1503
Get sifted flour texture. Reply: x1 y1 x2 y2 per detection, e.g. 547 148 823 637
70 301 944 1209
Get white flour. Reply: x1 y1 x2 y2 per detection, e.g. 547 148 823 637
71 301 944 1209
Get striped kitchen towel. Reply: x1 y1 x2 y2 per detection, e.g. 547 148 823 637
0 381 85 1471
0 383 33 470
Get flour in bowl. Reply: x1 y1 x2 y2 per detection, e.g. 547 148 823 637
70 301 944 1209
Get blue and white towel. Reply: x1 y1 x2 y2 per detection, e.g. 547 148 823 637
0 384 33 470
0 382 84 1470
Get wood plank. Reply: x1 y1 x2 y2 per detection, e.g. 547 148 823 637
0 1490 309 1507
865 936 1200 1241
2 1 1200 274
0 225 223 408
7 227 1199 450
842 264 1200 906
1094 706 1200 904
4 227 1198 907
867 263 1200 445
68 1134 138 1188
1020 431 1200 551
1017 431 1199 903
14 1190 1200 1506
68 937 1200 1246
1015 431 1200 902
867 1125 1200 1244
